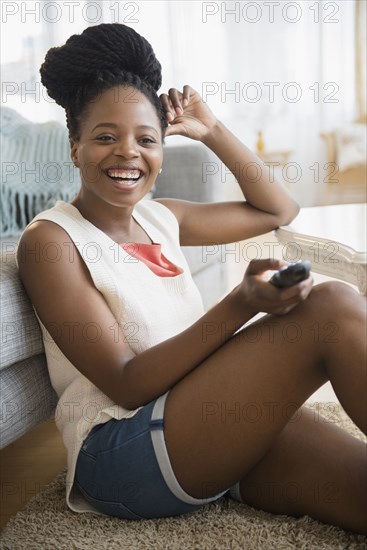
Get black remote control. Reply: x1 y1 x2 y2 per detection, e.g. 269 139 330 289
269 260 312 288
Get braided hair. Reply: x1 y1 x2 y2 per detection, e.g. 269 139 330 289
40 24 167 141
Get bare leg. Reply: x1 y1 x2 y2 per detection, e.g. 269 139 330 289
239 407 367 534
163 283 367 533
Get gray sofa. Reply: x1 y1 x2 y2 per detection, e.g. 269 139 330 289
0 109 229 448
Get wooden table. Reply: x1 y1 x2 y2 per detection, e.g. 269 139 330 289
274 203 367 295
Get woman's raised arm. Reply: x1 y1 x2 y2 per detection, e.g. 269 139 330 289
157 86 299 246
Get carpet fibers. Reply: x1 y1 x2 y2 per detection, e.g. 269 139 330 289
1 404 366 550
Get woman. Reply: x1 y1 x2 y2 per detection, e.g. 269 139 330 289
17 23 366 533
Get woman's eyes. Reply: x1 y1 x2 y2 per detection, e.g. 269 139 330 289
95 135 156 144
96 135 114 142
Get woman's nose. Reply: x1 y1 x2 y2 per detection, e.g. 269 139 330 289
113 139 139 157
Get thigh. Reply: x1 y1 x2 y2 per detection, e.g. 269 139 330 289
163 291 329 499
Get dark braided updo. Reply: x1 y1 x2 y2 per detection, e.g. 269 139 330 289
40 24 167 140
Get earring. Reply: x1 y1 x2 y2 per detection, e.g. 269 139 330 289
159 168 162 174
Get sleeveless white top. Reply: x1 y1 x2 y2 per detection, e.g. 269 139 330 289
17 199 205 513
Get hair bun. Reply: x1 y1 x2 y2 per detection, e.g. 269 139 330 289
40 23 162 108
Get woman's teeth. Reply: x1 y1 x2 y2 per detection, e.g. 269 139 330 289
107 169 141 182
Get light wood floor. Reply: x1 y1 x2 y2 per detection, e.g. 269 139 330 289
0 418 66 531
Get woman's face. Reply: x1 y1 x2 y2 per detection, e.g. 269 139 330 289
71 86 164 208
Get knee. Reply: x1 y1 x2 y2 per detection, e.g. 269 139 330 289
310 281 362 314
312 281 358 301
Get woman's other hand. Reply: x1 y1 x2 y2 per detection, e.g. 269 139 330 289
160 85 217 141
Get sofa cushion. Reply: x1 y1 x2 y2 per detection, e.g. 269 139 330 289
0 246 44 370
0 354 58 448
154 143 226 203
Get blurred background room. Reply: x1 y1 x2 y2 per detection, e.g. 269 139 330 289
1 0 366 208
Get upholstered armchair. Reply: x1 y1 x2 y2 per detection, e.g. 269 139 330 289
320 123 367 204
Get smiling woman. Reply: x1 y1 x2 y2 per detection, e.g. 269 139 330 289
68 86 164 238
15 23 367 535
38 24 167 242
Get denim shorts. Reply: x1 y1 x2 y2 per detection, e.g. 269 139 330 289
74 392 242 519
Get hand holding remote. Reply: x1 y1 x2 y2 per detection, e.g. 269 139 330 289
236 259 313 317
269 260 312 288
